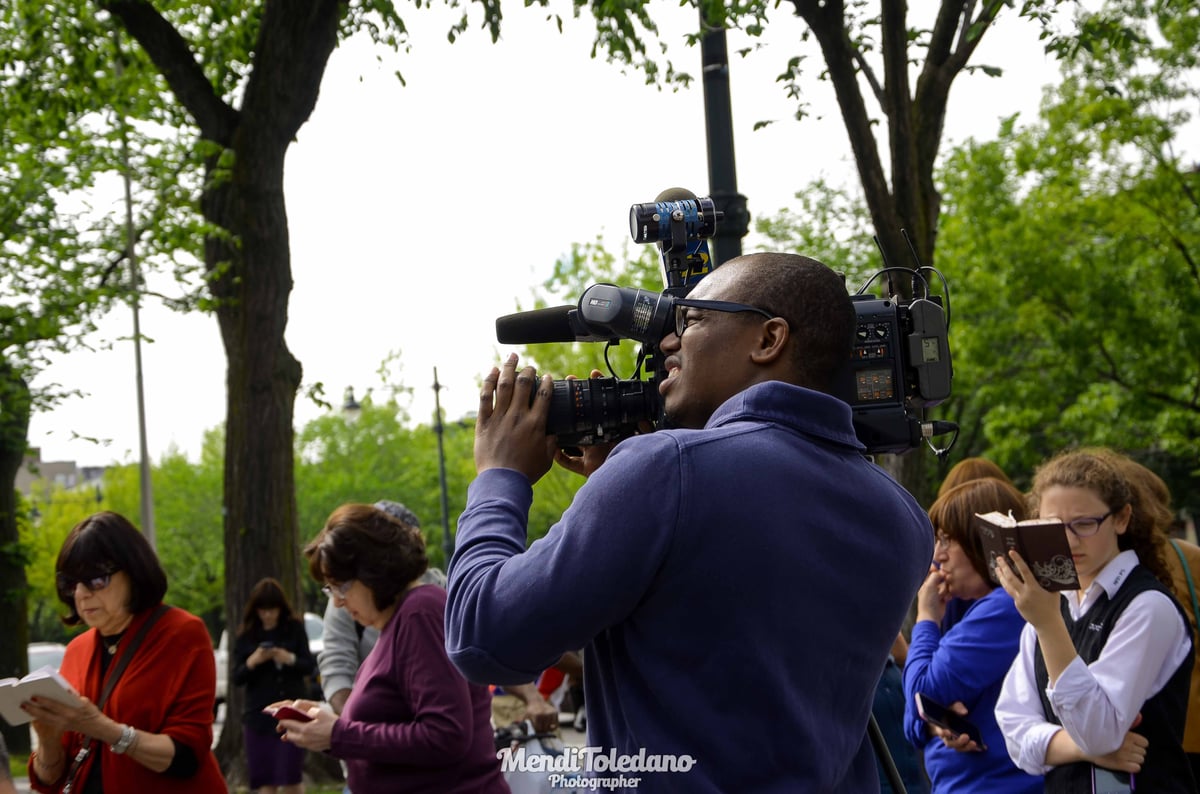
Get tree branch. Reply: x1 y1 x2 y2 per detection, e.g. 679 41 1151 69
790 0 895 245
100 0 240 146
239 0 343 152
907 0 1004 258
880 0 916 236
1096 338 1199 412
850 46 884 106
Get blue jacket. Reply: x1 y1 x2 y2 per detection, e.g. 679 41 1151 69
446 380 933 792
902 589 1042 793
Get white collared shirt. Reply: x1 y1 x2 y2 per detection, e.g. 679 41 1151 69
994 550 1191 775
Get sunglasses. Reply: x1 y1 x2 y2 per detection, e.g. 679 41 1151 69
56 568 119 600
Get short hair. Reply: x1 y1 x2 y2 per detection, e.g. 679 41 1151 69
237 577 299 638
938 457 1014 497
1030 448 1171 587
56 511 168 626
304 503 428 611
928 477 1027 586
722 252 854 392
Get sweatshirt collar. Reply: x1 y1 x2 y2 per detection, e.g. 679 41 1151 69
706 380 864 451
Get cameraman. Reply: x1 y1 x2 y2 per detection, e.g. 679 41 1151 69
446 252 933 792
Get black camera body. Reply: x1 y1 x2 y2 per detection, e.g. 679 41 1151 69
832 294 952 454
495 193 955 455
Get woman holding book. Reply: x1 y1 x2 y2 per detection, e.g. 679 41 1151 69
994 448 1196 792
901 477 1042 793
22 511 226 794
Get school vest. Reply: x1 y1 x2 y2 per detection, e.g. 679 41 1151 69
1034 565 1196 793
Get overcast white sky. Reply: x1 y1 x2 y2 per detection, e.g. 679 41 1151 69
27 4 1060 468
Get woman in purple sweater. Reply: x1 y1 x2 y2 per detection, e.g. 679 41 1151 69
273 503 507 794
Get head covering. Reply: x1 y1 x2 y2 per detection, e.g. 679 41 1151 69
373 499 447 587
373 500 421 528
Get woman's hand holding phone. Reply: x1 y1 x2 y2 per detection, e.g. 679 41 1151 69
264 699 335 753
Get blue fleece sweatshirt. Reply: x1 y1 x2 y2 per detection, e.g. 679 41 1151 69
446 381 932 793
902 588 1042 793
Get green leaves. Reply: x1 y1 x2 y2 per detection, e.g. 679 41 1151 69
935 44 1199 502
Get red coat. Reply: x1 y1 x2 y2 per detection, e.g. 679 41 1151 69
30 605 227 793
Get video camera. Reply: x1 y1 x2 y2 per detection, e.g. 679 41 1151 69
494 191 957 455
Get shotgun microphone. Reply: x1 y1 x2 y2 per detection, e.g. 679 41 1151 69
495 305 613 344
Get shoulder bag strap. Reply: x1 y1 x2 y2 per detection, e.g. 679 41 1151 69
1169 539 1200 635
97 603 171 709
61 604 171 793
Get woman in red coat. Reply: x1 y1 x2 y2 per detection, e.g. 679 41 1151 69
23 511 227 793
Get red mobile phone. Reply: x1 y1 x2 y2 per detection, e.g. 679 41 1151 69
914 692 986 749
267 705 314 722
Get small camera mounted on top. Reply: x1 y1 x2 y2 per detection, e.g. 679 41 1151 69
494 189 958 456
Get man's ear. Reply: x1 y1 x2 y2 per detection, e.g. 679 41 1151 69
749 318 789 365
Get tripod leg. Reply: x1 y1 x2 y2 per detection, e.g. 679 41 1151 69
868 711 908 794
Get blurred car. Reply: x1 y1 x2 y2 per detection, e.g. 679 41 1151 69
27 641 67 672
214 629 228 713
304 610 324 656
214 611 323 711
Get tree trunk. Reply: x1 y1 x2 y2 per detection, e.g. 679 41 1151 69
0 364 32 754
103 0 344 776
203 144 306 771
791 0 1005 504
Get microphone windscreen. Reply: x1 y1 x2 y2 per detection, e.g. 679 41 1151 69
654 186 698 202
495 305 578 344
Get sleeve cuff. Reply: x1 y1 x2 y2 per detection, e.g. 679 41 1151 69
322 674 354 700
1021 723 1063 776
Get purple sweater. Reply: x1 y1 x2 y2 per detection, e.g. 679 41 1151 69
330 584 505 793
447 380 933 792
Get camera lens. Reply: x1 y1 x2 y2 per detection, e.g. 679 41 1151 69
545 377 659 447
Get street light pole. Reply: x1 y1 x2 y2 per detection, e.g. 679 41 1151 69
342 386 362 422
432 368 454 566
115 29 155 549
699 6 749 267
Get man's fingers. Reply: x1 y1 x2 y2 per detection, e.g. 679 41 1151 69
492 354 520 414
479 366 500 423
514 367 540 408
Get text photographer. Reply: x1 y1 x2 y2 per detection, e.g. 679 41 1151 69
445 252 934 792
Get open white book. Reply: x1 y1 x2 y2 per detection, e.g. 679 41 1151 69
0 666 83 726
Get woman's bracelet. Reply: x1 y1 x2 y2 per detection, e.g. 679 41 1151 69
111 724 138 754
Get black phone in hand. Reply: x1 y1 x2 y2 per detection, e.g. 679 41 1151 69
914 692 987 749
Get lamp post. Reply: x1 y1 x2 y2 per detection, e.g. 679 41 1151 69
342 386 362 422
432 368 454 565
699 5 749 266
115 32 155 550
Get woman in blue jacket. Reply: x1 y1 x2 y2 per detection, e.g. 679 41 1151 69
902 477 1043 793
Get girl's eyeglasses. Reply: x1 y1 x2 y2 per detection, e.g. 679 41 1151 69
1062 510 1115 538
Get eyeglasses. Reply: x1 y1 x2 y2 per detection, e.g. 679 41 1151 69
673 298 778 338
1062 510 1115 538
934 532 952 550
56 569 118 600
322 580 353 601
